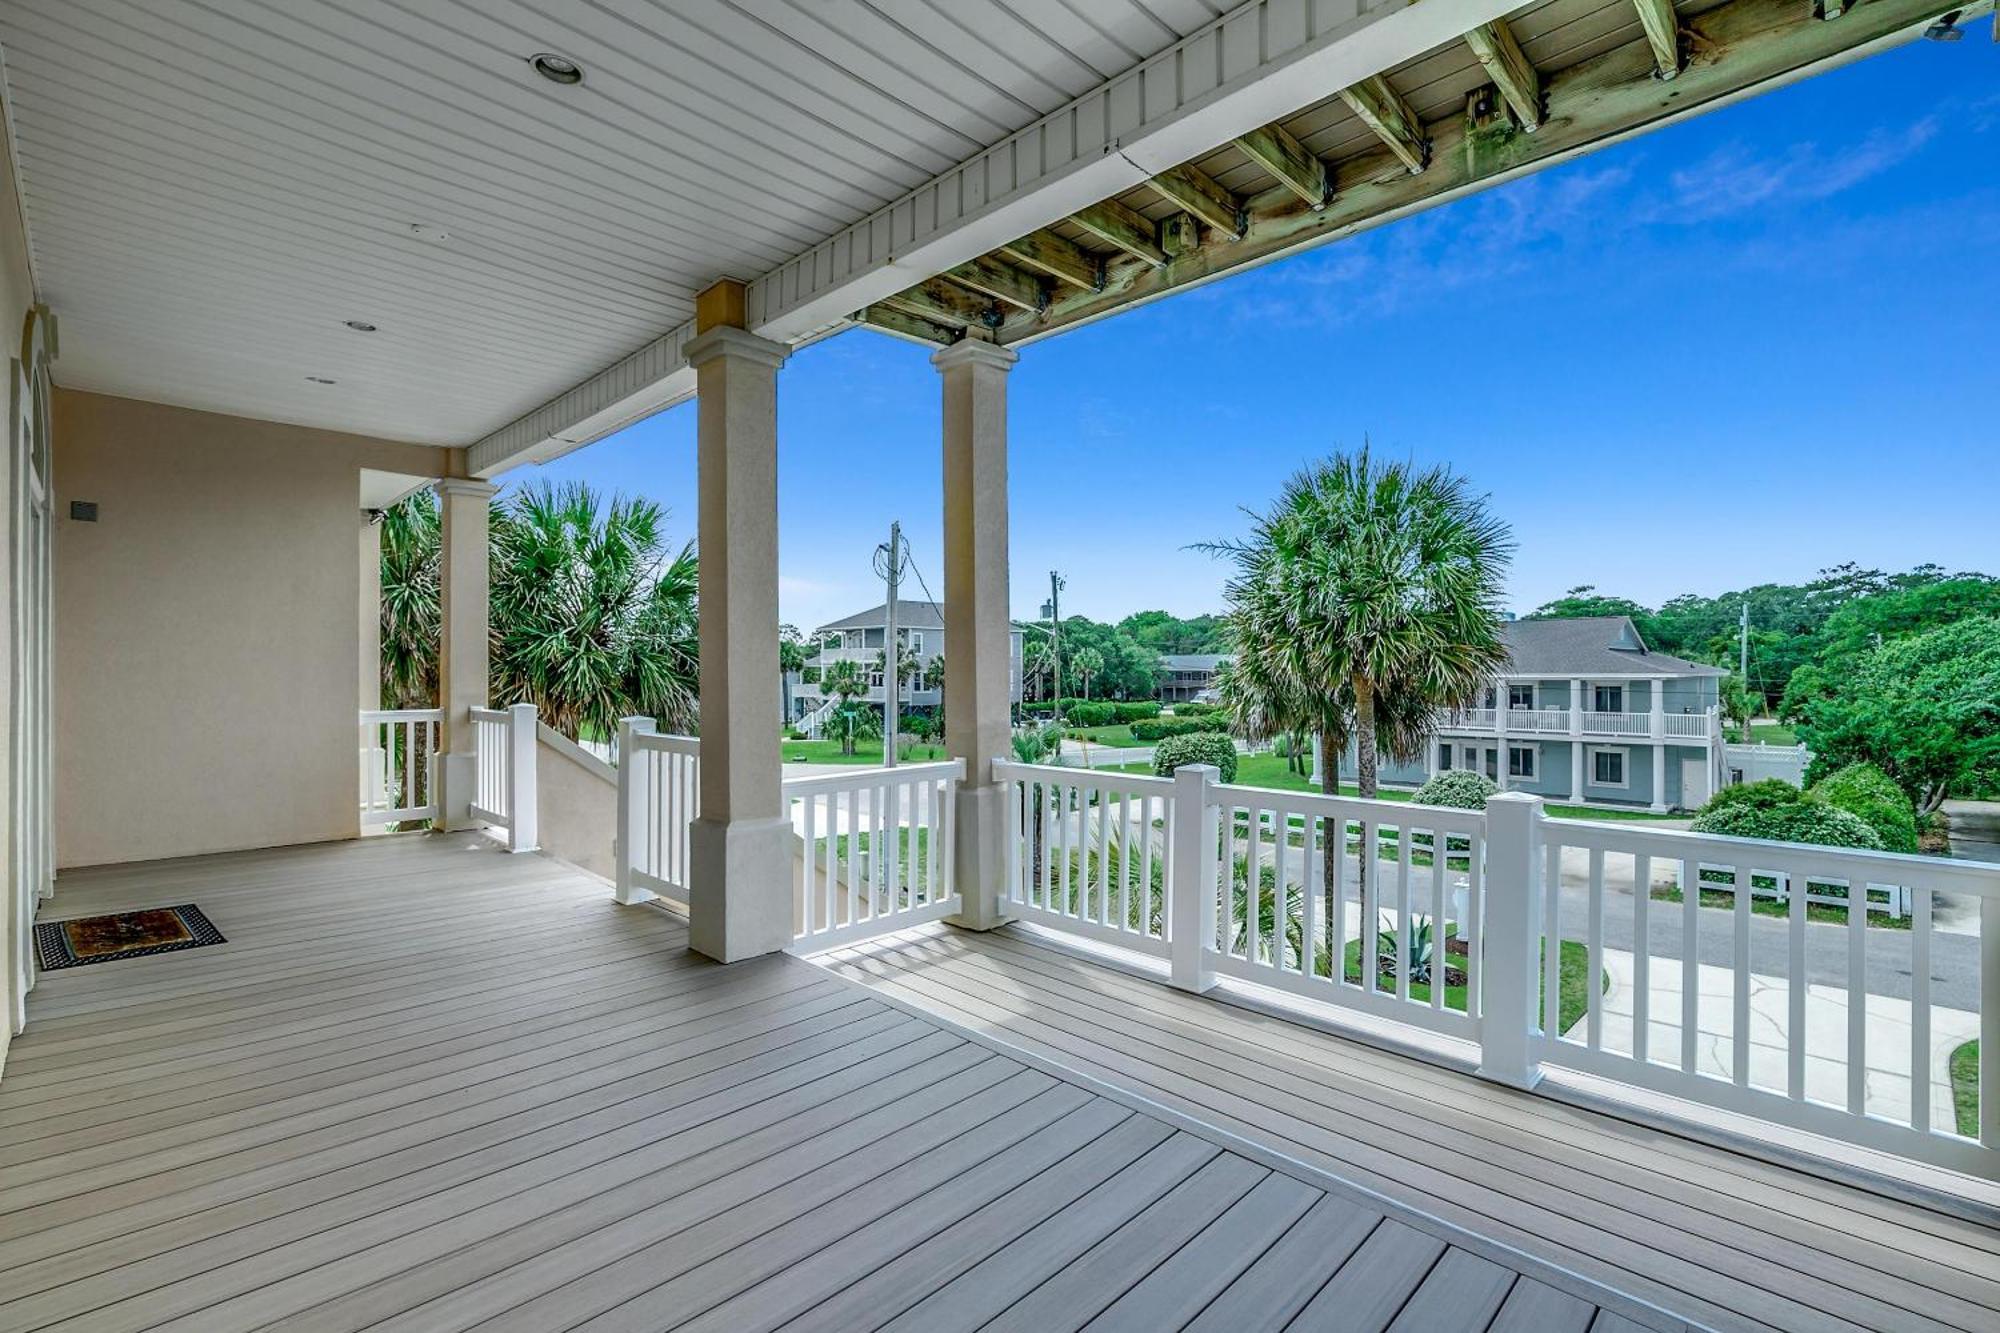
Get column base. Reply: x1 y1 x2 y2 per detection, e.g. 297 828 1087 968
688 814 794 963
436 752 479 832
946 781 1015 932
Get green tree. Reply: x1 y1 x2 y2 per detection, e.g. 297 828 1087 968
1069 646 1104 700
1525 586 1652 623
821 657 870 757
1797 617 2000 813
1720 672 1761 742
1022 637 1054 703
378 492 440 710
488 482 698 741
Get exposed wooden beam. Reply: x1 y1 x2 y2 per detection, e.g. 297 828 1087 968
998 230 1103 292
1234 122 1331 209
1465 19 1542 131
856 304 957 346
1339 75 1429 175
1632 0 1684 77
1148 164 1245 240
1017 0 1970 347
1067 199 1169 267
881 278 1001 331
943 256 1048 314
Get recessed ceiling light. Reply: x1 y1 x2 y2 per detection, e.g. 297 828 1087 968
344 320 378 332
529 52 583 85
306 375 337 385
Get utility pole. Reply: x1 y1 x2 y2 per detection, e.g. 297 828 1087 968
875 522 906 767
1048 570 1065 718
1739 600 1749 680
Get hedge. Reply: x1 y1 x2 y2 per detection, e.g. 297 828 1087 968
1024 698 1160 724
1411 771 1499 811
1152 732 1237 784
1690 797 1883 850
1130 716 1229 743
1810 762 1919 853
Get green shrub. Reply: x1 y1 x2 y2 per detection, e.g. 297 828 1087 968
1153 732 1237 784
1700 779 1803 815
1171 701 1222 717
1690 798 1883 851
1810 762 1919 853
1063 701 1117 727
1114 701 1162 723
1412 770 1499 811
1131 716 1229 743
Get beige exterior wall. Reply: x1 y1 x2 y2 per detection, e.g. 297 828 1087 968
52 390 449 868
0 93 37 1070
534 724 617 882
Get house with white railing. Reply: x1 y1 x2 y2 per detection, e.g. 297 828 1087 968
1333 617 1727 812
788 599 1025 731
2 3 1997 1329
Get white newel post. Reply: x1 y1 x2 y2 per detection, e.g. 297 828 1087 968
506 702 538 853
615 715 658 905
1477 792 1545 1089
436 477 497 832
1983 893 1999 1149
936 337 1018 931
1170 764 1220 993
1649 682 1668 811
686 284 793 963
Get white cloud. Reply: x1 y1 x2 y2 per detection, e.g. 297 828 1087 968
1655 119 1937 223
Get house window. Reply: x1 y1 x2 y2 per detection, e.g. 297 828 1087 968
1509 745 1535 778
907 631 923 655
1593 685 1624 713
1591 748 1627 788
1484 749 1499 781
1508 684 1534 711
1438 745 1453 771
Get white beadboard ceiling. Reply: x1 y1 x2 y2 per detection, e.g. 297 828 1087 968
0 0 1231 444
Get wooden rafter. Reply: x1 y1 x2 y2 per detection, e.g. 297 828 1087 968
1233 122 1330 208
857 303 957 346
1632 0 1683 77
1148 164 1244 240
1067 199 1168 267
1339 75 1428 175
880 277 1000 331
944 255 1047 314
998 230 1102 291
1465 19 1542 131
1006 0 1973 347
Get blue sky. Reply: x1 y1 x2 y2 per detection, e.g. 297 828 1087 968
525 23 2000 633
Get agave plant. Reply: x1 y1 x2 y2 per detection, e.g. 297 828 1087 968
1375 914 1436 985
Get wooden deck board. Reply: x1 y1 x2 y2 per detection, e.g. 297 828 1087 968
0 835 1658 1331
821 923 2000 1333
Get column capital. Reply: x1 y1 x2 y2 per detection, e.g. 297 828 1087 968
434 477 499 502
684 324 789 371
931 338 1018 374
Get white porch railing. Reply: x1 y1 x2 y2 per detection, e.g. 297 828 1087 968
1441 707 1496 731
789 760 963 953
468 703 538 852
1508 708 1571 734
611 726 963 952
1583 710 1651 737
993 761 2000 1175
359 709 441 826
1664 711 1713 739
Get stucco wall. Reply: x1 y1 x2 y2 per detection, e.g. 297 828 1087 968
52 390 448 868
535 724 617 882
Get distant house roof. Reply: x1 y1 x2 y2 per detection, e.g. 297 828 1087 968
814 599 946 634
1159 653 1229 672
1504 617 1725 677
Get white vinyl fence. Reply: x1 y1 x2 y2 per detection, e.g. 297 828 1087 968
359 709 441 827
994 760 2000 1175
612 723 964 953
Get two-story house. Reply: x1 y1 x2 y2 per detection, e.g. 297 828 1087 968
1157 653 1231 705
789 599 1023 729
1329 617 1726 811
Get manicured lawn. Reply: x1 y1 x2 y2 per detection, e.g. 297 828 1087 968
1647 882 1910 930
1952 1039 1978 1138
1334 935 1596 1032
1749 722 1798 745
781 738 948 764
1064 724 1153 748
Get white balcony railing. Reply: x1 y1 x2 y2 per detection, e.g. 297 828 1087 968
612 722 964 953
1665 711 1712 739
1442 707 1496 731
1507 708 1571 734
1583 710 1651 737
467 703 539 853
359 709 440 826
992 760 2000 1176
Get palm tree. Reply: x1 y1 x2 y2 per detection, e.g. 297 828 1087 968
1069 646 1104 700
378 492 440 710
1012 722 1063 888
1021 637 1054 703
488 481 698 741
821 657 869 756
1208 447 1511 921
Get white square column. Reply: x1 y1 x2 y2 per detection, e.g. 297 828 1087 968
935 337 1018 931
436 477 497 831
685 300 793 964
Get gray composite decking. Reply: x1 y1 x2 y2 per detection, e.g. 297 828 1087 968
0 834 1664 1333
820 923 2000 1333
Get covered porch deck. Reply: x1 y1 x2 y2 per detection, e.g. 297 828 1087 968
0 836 1669 1333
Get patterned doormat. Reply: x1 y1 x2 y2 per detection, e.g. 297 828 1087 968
34 905 226 970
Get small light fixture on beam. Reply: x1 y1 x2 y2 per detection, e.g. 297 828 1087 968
529 52 585 85
344 320 377 332
1923 10 1964 39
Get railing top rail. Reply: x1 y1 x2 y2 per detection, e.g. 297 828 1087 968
1217 780 1485 832
468 706 508 723
993 758 1175 796
361 708 444 723
1542 813 2000 893
782 758 965 795
625 729 700 755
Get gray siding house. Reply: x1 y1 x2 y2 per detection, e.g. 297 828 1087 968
1158 653 1229 704
1328 617 1725 812
789 600 1023 727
